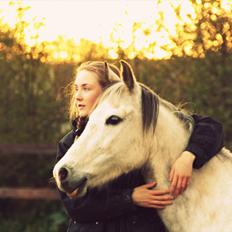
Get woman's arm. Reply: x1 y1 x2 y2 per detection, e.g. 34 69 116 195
186 114 224 168
169 114 224 196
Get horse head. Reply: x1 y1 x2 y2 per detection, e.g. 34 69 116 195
53 61 155 195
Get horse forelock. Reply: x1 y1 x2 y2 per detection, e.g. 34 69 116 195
99 82 127 104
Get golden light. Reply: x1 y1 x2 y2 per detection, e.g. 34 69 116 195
0 0 231 62
221 0 232 11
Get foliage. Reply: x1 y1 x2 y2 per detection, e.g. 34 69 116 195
0 4 75 143
168 0 232 57
0 200 67 232
0 153 55 187
43 37 110 63
109 0 232 60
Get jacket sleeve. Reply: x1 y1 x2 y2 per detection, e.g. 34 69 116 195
56 139 140 223
185 114 224 169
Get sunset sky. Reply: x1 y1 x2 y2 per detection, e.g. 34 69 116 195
0 0 231 60
0 0 159 43
0 0 184 59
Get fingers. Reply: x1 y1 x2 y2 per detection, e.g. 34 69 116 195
151 189 171 196
147 190 174 209
140 202 167 209
171 176 190 196
145 199 174 209
140 199 173 209
169 167 175 182
150 194 174 201
137 181 157 190
151 200 173 206
170 173 178 194
144 181 157 189
175 176 183 195
180 177 188 192
133 182 174 209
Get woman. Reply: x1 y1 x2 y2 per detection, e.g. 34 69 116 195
56 61 224 232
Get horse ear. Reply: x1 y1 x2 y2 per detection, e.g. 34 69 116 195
104 62 110 81
120 60 136 91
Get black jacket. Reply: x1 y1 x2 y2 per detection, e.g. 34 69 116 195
56 115 224 232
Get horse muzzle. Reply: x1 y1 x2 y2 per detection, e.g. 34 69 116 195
56 166 88 194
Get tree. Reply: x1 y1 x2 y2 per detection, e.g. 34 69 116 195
159 0 232 57
0 1 68 143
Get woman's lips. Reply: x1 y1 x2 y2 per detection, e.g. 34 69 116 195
78 104 85 109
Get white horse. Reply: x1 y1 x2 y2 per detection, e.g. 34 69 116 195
53 61 232 232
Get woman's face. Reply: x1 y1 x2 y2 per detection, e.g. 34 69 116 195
74 70 103 117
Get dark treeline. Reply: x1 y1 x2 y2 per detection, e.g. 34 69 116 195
1 53 231 146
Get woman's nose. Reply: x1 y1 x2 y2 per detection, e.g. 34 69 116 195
75 90 83 100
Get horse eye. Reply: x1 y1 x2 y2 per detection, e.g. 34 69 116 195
105 115 122 125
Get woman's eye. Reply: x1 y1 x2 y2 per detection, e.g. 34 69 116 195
105 115 123 125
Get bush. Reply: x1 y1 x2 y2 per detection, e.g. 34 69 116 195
0 199 67 232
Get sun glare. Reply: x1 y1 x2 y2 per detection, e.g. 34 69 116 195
0 0 231 62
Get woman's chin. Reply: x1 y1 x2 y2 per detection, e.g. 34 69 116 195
79 112 88 117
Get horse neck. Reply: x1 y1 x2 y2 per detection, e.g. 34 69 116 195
148 105 191 188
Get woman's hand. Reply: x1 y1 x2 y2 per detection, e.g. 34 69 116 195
169 151 196 196
132 182 174 209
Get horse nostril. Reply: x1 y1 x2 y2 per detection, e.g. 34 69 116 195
58 167 69 182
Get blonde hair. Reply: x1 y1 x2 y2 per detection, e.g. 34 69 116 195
68 61 120 120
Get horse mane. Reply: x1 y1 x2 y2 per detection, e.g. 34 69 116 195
100 81 193 134
160 98 194 131
139 83 193 133
139 83 159 134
